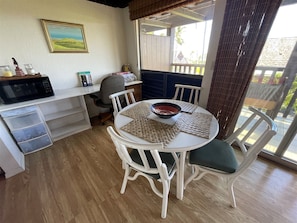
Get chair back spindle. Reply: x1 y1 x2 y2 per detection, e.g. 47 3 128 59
173 84 201 105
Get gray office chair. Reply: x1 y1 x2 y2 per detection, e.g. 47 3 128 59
90 75 125 124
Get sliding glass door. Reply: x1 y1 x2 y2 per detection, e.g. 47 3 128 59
238 1 297 169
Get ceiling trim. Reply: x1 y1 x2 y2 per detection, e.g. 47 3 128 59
140 19 171 29
171 7 204 22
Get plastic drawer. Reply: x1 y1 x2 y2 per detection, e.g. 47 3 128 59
18 134 52 154
0 106 37 117
4 112 42 130
11 123 48 142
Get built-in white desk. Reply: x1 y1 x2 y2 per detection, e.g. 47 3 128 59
0 81 142 178
0 84 101 113
0 84 100 178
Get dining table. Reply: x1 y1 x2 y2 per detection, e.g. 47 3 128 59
114 99 219 200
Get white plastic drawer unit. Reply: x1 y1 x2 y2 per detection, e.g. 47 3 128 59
2 111 42 130
11 123 48 142
18 134 52 154
0 105 53 154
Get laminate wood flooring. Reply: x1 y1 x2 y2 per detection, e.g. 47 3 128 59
1 120 296 223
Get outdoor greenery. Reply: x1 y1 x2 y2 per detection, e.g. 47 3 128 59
283 75 297 113
175 26 185 45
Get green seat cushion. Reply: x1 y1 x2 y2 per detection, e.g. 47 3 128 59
130 150 176 179
189 139 238 173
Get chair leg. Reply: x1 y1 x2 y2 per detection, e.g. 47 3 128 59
120 166 131 194
227 178 237 208
161 181 169 219
184 166 207 189
184 166 199 189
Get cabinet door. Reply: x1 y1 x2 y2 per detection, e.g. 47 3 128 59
3 112 42 130
141 71 166 99
0 119 25 178
11 123 48 142
18 134 52 154
125 84 142 101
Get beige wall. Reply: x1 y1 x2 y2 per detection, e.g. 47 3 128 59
123 8 139 76
0 0 132 90
0 0 227 112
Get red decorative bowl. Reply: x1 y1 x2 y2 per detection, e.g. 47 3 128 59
151 102 181 119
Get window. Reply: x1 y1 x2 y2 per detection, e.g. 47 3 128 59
138 1 215 75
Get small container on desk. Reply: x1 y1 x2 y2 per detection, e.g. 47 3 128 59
24 64 36 75
0 65 13 77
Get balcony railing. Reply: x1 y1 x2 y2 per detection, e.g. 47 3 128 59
171 63 205 75
171 63 285 79
171 63 296 165
171 63 294 118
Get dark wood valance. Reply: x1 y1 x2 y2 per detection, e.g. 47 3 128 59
129 0 202 20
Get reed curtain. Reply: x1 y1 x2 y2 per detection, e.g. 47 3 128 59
129 0 202 20
206 0 282 139
128 0 282 139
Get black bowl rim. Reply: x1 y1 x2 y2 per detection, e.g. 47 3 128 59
151 102 181 111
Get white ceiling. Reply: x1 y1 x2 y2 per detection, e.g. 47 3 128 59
140 0 215 33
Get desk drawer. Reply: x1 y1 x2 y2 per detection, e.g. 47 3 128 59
18 134 52 154
125 83 142 101
4 112 42 130
11 123 48 142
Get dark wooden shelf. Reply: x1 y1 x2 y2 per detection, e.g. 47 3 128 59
0 74 42 81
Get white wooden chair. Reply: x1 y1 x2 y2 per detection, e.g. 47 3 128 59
106 126 179 219
173 84 202 105
184 107 277 208
109 88 136 118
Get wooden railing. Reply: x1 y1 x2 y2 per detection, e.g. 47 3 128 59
171 64 286 80
170 63 205 75
170 64 289 119
252 66 285 84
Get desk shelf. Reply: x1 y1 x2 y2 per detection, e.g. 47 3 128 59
44 107 85 121
50 120 90 141
38 96 91 141
0 85 99 178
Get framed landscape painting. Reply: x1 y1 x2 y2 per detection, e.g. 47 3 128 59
41 19 88 53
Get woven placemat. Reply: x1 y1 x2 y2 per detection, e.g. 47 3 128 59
176 112 212 139
173 101 198 113
120 102 212 146
121 102 151 119
121 118 180 145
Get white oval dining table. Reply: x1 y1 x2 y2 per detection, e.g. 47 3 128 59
114 99 219 200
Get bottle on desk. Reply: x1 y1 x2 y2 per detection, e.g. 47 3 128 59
12 57 25 76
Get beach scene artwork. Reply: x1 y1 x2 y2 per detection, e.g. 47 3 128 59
41 20 88 53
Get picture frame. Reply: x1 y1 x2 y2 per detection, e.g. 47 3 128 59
40 19 88 53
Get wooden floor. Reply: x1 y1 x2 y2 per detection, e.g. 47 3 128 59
1 120 297 223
